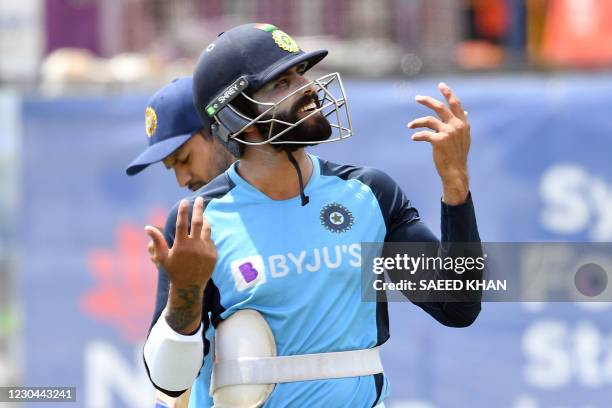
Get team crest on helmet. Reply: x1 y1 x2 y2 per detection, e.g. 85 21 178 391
320 203 354 233
145 107 157 138
272 30 300 53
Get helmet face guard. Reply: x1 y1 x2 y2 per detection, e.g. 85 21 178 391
208 72 353 147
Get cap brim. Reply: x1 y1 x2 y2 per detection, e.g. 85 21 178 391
259 49 328 87
126 134 192 176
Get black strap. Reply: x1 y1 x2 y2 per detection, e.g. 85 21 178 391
285 150 310 206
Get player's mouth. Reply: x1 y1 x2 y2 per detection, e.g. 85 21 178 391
298 101 318 113
293 94 320 117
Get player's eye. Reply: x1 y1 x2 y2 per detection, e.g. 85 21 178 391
178 155 189 165
274 78 289 89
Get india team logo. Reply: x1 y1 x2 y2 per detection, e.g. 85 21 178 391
272 30 300 53
230 255 267 291
253 23 299 53
320 203 354 233
145 106 157 138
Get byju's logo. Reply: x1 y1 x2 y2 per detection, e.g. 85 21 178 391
231 255 267 291
320 203 354 233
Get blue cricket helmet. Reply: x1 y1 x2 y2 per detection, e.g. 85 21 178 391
192 23 328 156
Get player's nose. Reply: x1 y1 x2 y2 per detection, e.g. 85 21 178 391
298 80 318 101
175 169 192 188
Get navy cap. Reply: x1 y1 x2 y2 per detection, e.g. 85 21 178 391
193 23 327 127
126 77 205 176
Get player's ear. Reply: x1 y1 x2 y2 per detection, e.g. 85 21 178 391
241 124 263 142
198 129 215 143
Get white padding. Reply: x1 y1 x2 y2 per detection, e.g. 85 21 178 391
143 308 204 392
211 309 276 408
211 346 383 389
210 309 385 408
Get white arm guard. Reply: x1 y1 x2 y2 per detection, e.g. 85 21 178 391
143 308 204 392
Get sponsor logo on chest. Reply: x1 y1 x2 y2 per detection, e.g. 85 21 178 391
230 243 362 291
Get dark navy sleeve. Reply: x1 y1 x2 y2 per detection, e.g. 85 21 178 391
361 168 482 328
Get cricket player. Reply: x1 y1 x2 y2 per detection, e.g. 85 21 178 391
126 77 234 190
143 24 481 407
126 77 234 408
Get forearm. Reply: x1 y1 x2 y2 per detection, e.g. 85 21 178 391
166 283 206 335
441 171 469 206
430 193 482 325
440 192 480 244
410 194 482 327
435 193 483 295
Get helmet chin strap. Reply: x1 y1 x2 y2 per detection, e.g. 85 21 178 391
284 149 310 206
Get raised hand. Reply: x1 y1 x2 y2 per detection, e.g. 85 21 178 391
408 82 470 205
145 196 216 333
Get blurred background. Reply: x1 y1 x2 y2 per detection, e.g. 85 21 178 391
1 0 612 407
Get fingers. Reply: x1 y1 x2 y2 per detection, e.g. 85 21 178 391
411 131 437 143
407 116 445 132
438 82 467 120
147 241 160 265
201 212 212 242
175 199 190 242
145 225 169 265
190 197 204 238
415 94 452 122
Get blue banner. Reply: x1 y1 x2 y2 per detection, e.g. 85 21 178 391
19 75 612 407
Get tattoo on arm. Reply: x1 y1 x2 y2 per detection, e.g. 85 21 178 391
165 284 203 332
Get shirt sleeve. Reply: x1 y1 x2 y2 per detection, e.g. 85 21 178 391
365 168 482 327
